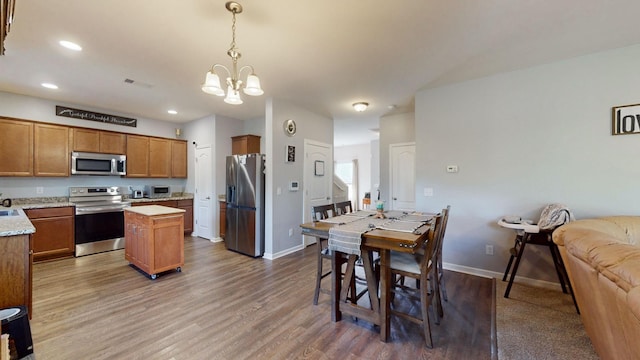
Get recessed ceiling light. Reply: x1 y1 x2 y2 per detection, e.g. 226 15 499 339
41 83 58 89
353 102 369 112
59 40 82 51
167 110 178 115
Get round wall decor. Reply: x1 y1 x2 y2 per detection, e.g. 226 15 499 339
283 119 296 136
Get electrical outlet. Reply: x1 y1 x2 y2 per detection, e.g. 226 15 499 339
485 244 494 255
36 187 44 194
288 228 293 237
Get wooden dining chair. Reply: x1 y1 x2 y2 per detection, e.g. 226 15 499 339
389 213 444 348
334 200 352 215
311 204 360 306
435 205 451 316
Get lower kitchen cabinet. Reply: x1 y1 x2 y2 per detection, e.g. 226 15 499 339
0 234 32 318
132 199 193 234
124 206 185 279
25 206 75 262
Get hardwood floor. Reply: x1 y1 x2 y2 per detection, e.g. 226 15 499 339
29 236 494 359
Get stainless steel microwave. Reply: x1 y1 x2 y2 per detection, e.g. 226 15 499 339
71 152 126 176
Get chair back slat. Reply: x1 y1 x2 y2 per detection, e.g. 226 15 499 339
420 213 443 271
312 204 335 222
334 201 352 215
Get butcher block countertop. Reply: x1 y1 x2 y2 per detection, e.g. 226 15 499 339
124 205 185 216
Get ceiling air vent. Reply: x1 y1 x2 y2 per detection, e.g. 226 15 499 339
123 78 154 89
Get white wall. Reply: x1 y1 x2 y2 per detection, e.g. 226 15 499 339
265 98 333 257
415 43 640 281
334 143 372 209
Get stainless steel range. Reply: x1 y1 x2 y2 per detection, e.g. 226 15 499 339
69 186 131 257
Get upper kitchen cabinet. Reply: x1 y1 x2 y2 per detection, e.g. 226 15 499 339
0 118 33 176
232 135 261 155
171 140 187 178
149 138 171 177
127 135 180 178
126 134 150 177
71 128 126 154
34 123 70 177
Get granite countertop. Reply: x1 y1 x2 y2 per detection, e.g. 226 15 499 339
127 195 194 203
124 205 186 216
0 208 36 237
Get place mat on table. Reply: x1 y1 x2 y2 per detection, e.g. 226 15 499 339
343 210 376 217
375 220 428 234
319 214 366 224
399 213 435 223
328 218 388 256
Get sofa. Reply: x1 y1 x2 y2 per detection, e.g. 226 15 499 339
553 216 640 360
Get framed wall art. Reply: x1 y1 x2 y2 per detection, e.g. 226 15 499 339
286 145 295 163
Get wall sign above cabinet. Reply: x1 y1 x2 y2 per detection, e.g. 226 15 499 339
56 106 137 127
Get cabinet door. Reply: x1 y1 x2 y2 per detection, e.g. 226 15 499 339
126 135 149 177
178 199 193 233
0 234 32 317
26 207 75 262
149 138 171 177
100 132 126 154
72 128 100 152
34 123 70 176
0 118 33 176
171 140 187 178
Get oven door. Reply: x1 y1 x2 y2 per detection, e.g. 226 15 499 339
74 210 125 256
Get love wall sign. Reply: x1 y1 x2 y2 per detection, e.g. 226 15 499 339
612 103 640 135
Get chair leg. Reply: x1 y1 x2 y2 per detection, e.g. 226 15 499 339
502 234 522 281
420 274 434 348
504 234 528 298
313 239 325 305
438 258 448 302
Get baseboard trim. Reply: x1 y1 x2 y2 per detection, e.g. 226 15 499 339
264 244 304 260
443 262 565 290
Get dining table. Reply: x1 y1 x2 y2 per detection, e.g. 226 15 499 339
300 211 434 342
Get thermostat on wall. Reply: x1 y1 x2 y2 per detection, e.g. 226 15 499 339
289 181 300 191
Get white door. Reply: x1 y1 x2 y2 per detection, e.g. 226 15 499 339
195 146 213 240
303 140 332 246
390 142 416 211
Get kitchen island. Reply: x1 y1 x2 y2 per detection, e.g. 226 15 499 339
0 208 36 317
124 205 185 279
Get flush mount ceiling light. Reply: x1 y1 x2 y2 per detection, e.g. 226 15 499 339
201 1 263 105
353 102 369 112
59 40 82 51
41 83 58 89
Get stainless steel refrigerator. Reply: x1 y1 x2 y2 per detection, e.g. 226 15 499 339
225 154 265 257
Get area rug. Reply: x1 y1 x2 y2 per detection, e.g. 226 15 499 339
495 280 598 360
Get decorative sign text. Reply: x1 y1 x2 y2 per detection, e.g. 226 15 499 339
612 103 640 135
56 106 137 127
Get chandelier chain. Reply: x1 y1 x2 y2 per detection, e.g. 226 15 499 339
229 11 237 55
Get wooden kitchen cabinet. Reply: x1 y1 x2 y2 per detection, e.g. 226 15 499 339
0 234 32 318
71 128 126 154
149 137 171 177
232 135 261 155
171 140 188 178
34 123 70 177
126 134 150 177
124 206 185 279
0 118 33 176
133 199 193 234
177 199 193 233
219 201 226 238
25 207 75 262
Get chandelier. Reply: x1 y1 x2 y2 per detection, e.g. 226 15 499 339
201 1 263 105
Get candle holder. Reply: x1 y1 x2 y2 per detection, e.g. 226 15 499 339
374 201 386 219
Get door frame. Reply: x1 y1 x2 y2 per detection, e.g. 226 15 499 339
195 144 214 241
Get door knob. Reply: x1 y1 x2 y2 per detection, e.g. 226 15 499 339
205 196 211 200
393 197 397 200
